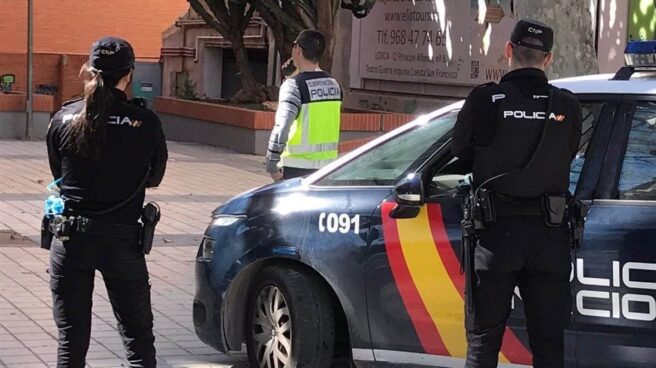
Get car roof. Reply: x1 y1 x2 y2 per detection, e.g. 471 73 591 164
552 72 656 95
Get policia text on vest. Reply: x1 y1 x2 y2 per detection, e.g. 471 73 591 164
266 70 342 180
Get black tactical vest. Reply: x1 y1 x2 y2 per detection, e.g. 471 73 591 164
474 82 576 198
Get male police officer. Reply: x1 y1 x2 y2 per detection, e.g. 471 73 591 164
452 20 582 368
46 37 167 367
266 29 342 181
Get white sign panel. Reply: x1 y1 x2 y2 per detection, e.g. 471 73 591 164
357 0 516 86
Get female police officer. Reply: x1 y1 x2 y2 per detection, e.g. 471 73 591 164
46 37 167 368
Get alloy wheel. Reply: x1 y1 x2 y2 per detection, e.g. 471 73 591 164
252 285 292 368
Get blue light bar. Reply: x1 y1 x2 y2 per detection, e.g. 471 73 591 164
625 41 656 67
625 40 656 54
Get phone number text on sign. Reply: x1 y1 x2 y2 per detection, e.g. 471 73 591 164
376 29 448 47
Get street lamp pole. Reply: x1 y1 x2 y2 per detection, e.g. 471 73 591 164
25 0 33 139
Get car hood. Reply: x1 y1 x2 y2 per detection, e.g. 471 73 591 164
212 178 306 216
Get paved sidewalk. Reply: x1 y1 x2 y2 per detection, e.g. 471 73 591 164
0 140 271 368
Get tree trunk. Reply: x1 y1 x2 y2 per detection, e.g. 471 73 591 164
315 1 338 71
514 0 598 78
231 37 268 103
252 0 340 73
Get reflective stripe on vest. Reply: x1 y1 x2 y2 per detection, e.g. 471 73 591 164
282 99 341 169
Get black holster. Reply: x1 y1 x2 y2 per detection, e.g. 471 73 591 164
140 202 160 255
40 216 54 250
568 198 589 249
460 184 493 315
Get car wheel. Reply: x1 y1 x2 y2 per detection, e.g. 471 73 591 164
246 265 335 368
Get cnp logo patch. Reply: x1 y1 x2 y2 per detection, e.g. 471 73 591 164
528 27 543 35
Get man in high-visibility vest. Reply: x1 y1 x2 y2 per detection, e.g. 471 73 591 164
266 29 342 181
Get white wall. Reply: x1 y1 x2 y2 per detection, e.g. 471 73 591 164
597 0 629 74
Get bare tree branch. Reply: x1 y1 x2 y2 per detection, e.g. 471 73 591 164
241 3 256 34
257 0 306 34
297 9 314 29
188 0 231 37
288 0 317 26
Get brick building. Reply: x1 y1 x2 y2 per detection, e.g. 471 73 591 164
161 9 271 100
0 0 188 106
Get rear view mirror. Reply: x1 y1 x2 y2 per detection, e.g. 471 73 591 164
391 174 424 218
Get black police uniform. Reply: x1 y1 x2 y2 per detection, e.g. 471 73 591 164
452 44 582 368
46 38 167 368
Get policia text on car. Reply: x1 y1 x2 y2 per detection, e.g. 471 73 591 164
452 20 584 368
43 37 168 368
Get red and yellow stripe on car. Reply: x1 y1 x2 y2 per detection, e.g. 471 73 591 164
381 201 533 365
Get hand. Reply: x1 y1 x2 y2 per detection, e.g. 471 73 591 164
282 58 294 69
270 170 284 182
281 58 297 79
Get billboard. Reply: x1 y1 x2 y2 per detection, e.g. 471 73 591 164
356 0 516 86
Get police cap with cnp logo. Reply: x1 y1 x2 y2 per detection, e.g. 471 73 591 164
89 37 135 73
510 19 554 52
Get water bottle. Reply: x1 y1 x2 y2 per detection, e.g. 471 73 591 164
44 195 65 216
44 179 64 216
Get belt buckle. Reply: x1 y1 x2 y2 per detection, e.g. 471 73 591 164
76 217 90 233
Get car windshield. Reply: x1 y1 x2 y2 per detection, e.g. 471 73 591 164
316 110 458 186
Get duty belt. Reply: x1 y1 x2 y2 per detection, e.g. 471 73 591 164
60 216 140 241
492 193 543 217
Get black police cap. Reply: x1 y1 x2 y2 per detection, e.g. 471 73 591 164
510 19 554 52
89 37 135 74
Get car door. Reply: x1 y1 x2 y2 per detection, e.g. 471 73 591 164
364 99 609 368
309 109 461 364
574 98 656 368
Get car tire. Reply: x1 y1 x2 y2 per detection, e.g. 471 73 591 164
246 265 335 368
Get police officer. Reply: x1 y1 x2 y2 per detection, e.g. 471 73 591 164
452 20 582 368
46 37 167 368
266 29 342 181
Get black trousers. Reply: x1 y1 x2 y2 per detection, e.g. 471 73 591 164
465 216 572 368
49 233 156 368
282 166 317 180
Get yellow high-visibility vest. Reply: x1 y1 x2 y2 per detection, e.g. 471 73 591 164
281 71 342 169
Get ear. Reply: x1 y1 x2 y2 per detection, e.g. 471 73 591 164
543 52 554 69
504 41 513 60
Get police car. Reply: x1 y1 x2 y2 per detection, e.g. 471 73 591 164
193 42 656 368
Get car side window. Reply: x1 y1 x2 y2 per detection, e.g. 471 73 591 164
428 101 603 197
618 101 656 200
570 101 604 193
315 110 458 186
